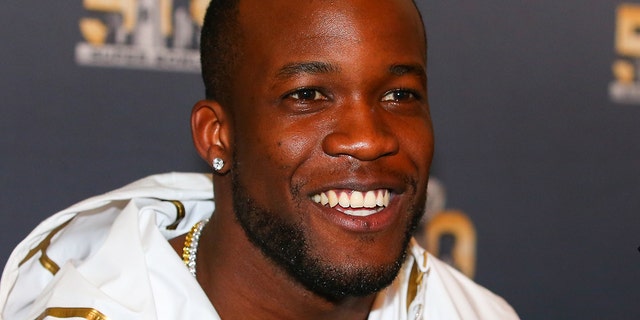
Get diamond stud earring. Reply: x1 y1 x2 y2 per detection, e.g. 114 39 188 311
212 158 224 172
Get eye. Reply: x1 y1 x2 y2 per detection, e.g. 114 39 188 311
381 89 418 102
288 88 328 102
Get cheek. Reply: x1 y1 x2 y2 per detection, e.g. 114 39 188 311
234 117 321 186
399 118 434 168
275 128 320 163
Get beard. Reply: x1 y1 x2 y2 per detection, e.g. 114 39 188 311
231 160 425 302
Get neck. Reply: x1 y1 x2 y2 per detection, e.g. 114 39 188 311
186 207 376 320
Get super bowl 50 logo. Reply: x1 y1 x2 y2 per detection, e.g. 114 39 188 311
75 0 209 72
610 3 640 104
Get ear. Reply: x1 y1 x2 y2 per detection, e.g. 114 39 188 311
191 100 231 173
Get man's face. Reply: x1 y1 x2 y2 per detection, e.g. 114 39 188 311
229 0 433 299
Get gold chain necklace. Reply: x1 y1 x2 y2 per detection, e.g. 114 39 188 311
182 219 209 277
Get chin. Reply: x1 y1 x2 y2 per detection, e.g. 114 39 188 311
231 158 425 300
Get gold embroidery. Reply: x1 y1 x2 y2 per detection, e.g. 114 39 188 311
406 252 428 311
19 219 73 275
35 307 109 320
164 200 186 230
406 262 419 311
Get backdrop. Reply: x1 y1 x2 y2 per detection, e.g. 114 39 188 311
1 1 638 319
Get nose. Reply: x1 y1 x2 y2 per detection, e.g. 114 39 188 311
321 101 399 161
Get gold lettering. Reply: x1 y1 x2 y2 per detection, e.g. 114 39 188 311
616 4 640 57
80 0 207 45
424 210 477 279
190 0 209 27
161 0 173 36
83 0 136 32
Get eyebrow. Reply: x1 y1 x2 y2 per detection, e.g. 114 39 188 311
389 64 426 78
276 61 340 79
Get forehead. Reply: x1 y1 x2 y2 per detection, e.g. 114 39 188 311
236 0 426 63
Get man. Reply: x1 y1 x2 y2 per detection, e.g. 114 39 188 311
0 0 519 319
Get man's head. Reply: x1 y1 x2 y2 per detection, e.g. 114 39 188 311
193 0 433 301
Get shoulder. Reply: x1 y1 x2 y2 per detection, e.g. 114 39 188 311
0 172 215 319
370 241 519 320
419 244 520 319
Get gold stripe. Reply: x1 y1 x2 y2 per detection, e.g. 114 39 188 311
406 252 428 311
406 261 419 311
35 307 109 320
164 200 185 230
19 218 73 275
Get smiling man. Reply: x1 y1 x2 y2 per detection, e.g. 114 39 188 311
0 0 518 319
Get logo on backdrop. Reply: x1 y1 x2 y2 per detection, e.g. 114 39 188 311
414 178 477 279
610 3 640 104
76 0 209 73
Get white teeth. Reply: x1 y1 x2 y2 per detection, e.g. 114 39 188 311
338 192 350 207
376 191 384 207
311 189 390 210
363 191 376 208
350 191 364 208
328 190 338 208
320 192 329 206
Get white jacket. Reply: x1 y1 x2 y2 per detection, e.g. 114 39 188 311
0 173 518 319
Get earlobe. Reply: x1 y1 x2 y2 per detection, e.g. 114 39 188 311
191 100 231 173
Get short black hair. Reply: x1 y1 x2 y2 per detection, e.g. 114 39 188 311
200 0 241 103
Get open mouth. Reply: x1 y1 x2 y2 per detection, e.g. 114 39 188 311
311 189 390 217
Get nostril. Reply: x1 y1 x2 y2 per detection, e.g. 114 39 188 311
320 104 400 160
321 128 399 161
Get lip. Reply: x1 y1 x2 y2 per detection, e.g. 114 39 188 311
306 175 407 197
